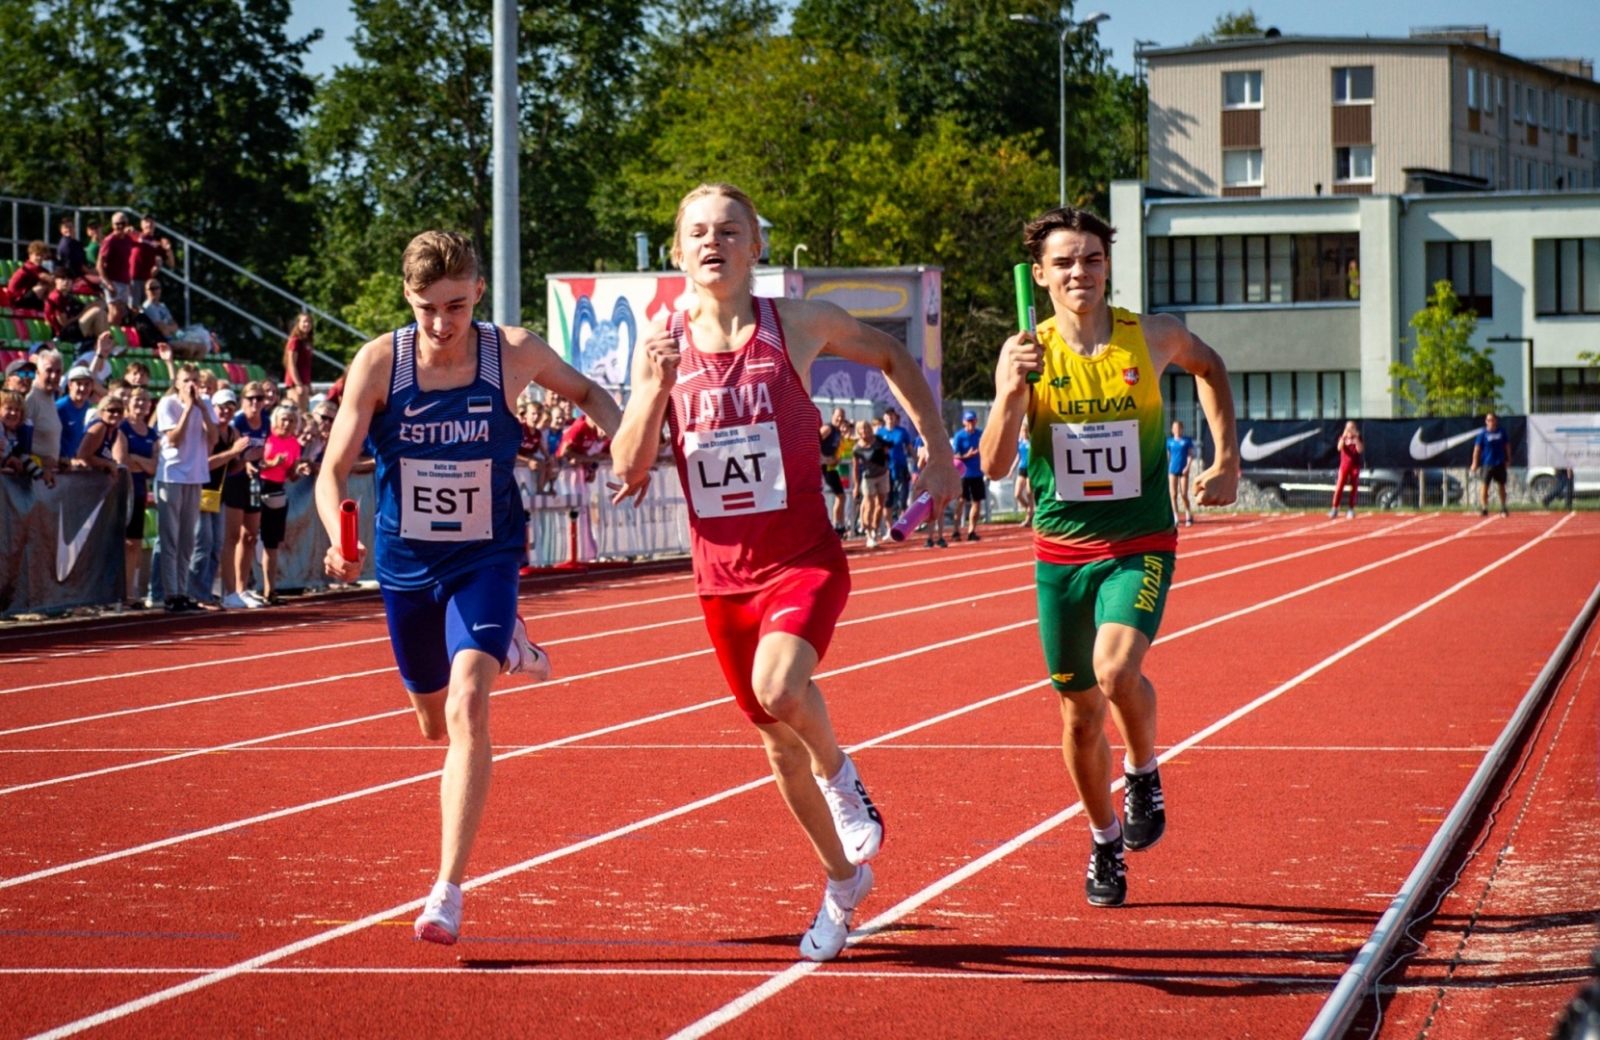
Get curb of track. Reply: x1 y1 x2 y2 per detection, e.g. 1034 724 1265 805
1303 572 1600 1040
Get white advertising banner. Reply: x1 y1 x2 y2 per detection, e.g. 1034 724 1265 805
1527 414 1600 469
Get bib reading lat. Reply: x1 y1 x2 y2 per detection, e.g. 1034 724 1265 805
399 457 493 541
1051 420 1142 501
684 422 787 518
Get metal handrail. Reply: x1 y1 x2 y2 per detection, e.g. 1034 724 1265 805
0 192 362 371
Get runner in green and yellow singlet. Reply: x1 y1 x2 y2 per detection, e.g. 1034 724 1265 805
981 207 1239 908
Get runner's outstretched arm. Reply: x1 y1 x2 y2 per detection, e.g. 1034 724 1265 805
787 299 960 506
500 327 623 439
314 336 389 582
1144 315 1239 506
981 330 1041 479
609 318 676 503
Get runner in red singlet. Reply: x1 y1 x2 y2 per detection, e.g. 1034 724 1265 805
610 183 959 963
1330 420 1363 519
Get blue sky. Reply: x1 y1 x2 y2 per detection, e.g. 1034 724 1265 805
288 0 1600 80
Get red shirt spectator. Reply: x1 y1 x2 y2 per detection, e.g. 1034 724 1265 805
557 413 609 478
129 237 161 282
44 281 82 336
98 226 137 284
6 261 47 304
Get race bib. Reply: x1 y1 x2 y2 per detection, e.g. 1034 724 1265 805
683 422 787 518
399 457 493 541
1051 420 1142 501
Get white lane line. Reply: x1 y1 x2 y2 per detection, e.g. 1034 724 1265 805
1181 514 1428 562
0 607 1044 884
0 742 1496 754
15 516 1496 1036
0 965 1334 985
1177 517 1426 585
0 558 1031 698
3 514 1469 775
663 514 1573 1039
23 674 1058 1039
0 576 1034 745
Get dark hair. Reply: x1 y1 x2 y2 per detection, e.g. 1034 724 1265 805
1023 207 1117 263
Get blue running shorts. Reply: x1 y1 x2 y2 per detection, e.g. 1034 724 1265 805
380 563 520 694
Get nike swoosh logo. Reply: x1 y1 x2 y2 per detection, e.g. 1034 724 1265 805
1408 428 1481 460
1239 428 1319 461
56 496 107 583
472 622 501 632
770 607 801 621
403 400 440 418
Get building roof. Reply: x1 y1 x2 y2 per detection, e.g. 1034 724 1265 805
1140 34 1600 92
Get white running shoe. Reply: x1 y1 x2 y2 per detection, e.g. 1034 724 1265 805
800 864 873 962
816 755 884 865
240 590 268 608
502 617 551 681
414 879 462 945
221 592 260 610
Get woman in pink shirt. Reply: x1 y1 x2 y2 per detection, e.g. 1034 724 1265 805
259 404 309 603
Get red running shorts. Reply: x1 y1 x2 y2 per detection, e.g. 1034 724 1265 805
698 565 851 724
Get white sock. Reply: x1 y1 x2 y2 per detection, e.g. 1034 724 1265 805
828 865 866 895
1124 755 1158 777
1090 818 1122 845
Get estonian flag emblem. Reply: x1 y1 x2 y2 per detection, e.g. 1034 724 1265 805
467 395 494 414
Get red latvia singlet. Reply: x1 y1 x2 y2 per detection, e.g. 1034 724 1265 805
666 297 847 595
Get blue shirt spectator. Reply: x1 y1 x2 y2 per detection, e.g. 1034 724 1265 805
878 422 911 473
55 366 96 458
952 425 984 478
1166 433 1195 475
1475 424 1508 468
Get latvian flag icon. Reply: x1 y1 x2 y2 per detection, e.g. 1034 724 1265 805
1082 481 1114 497
722 491 757 511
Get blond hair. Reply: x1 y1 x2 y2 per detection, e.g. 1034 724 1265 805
402 230 479 291
670 183 761 269
270 403 301 433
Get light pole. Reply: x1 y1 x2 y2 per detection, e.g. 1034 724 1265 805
1009 9 1110 208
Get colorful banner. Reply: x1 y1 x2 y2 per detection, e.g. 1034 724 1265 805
1527 414 1600 469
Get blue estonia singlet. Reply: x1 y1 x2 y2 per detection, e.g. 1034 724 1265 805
366 321 525 590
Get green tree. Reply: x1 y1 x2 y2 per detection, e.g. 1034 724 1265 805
1390 280 1505 416
1192 8 1263 44
616 33 1056 398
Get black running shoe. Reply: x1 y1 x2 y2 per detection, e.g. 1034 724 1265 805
1085 835 1127 907
1122 768 1166 851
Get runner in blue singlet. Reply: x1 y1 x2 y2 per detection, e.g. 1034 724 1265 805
315 231 626 946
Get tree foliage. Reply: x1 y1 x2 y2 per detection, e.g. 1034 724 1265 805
1390 280 1505 417
1192 8 1263 44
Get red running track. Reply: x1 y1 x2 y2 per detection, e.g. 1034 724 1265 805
0 513 1595 1038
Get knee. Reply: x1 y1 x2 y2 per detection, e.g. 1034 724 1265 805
1093 657 1142 702
1061 697 1107 744
239 530 258 547
417 711 447 742
444 688 490 737
753 674 807 721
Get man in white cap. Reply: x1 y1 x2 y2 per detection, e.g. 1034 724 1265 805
57 365 98 461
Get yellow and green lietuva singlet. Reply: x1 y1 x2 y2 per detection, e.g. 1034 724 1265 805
1026 306 1179 565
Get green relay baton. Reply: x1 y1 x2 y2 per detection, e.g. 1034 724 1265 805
1013 263 1040 384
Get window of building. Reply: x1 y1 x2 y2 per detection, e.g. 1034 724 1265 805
1544 90 1553 129
1486 151 1497 187
1513 81 1523 122
1333 66 1374 104
1566 96 1577 134
1425 241 1493 317
1148 234 1359 308
1496 75 1504 111
1336 145 1374 182
1227 370 1361 420
1223 70 1263 109
1535 367 1600 412
1535 238 1600 315
1222 148 1264 185
1468 148 1481 179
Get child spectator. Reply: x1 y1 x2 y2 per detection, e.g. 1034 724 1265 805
0 389 46 484
124 360 152 391
282 313 314 411
121 388 159 607
257 404 305 605
6 241 51 310
45 272 84 337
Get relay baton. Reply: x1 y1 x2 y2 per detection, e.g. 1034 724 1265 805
889 492 933 542
1014 263 1040 385
339 499 361 564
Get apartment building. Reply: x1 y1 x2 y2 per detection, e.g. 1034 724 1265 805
1109 181 1600 419
1145 27 1600 198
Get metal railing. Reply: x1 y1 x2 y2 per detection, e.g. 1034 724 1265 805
0 193 360 373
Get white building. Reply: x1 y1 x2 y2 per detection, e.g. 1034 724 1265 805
1110 180 1600 419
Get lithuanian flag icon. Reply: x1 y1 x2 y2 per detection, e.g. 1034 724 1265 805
1083 481 1114 497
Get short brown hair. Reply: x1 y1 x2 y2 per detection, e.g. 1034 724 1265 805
1023 207 1117 263
402 230 479 290
125 360 150 378
27 240 48 260
0 389 23 409
671 183 761 268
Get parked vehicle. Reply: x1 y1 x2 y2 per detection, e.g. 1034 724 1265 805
1526 467 1600 501
1244 468 1463 509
